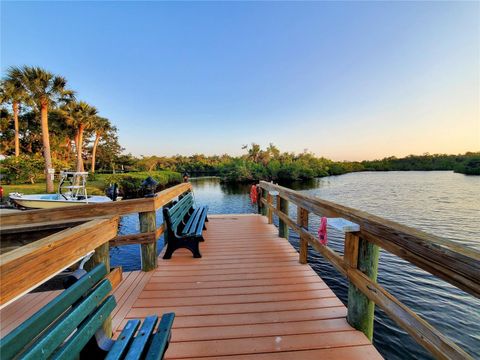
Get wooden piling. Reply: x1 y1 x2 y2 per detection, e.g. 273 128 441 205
139 210 157 272
84 242 110 273
260 188 267 216
267 193 273 224
346 234 380 341
256 186 262 214
278 196 289 239
297 207 309 264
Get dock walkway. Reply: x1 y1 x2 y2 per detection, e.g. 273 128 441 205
1 214 382 359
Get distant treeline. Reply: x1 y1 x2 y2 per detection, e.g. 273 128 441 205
127 144 480 182
361 152 480 175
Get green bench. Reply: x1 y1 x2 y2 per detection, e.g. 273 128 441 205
0 264 175 360
162 192 208 259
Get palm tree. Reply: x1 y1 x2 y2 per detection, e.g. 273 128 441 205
63 101 98 172
0 68 28 157
90 116 111 174
18 66 74 192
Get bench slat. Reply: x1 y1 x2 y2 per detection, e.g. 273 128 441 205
145 313 175 360
194 207 209 236
170 199 193 229
167 193 193 219
182 208 202 235
51 295 117 360
124 315 159 360
20 279 112 360
0 264 108 360
105 319 141 360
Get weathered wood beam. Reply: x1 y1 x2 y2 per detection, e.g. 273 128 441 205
139 211 157 272
347 234 379 341
261 196 473 360
260 181 480 299
0 183 191 227
266 193 273 224
0 198 154 226
154 183 192 210
347 268 473 360
0 217 119 308
277 195 289 239
297 207 309 264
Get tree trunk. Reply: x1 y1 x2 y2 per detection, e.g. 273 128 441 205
91 132 101 174
65 138 71 162
40 102 54 193
76 124 85 172
13 102 20 157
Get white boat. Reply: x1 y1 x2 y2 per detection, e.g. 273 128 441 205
9 172 113 209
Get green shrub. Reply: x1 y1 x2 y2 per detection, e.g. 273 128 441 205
104 171 182 199
1 155 45 184
0 155 74 184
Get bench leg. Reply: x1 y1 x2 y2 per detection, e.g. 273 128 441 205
162 244 175 260
190 241 202 258
163 238 202 259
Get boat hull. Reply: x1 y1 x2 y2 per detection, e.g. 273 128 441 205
9 194 112 209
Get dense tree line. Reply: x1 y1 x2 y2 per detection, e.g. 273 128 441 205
360 152 480 175
127 145 479 182
0 66 123 188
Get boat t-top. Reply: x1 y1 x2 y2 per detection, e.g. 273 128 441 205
9 171 112 209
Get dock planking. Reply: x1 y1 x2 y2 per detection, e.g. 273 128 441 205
124 214 382 359
0 214 382 359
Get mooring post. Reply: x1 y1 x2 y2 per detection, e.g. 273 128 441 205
256 186 262 214
297 207 309 264
277 195 289 239
84 241 112 336
139 210 157 272
346 233 380 341
267 192 273 224
261 187 267 216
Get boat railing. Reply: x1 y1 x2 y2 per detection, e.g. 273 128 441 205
258 181 479 360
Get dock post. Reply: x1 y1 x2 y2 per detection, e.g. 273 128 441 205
139 211 157 272
84 241 112 336
256 186 262 214
261 188 267 216
277 196 289 239
297 207 309 264
267 192 273 224
346 233 380 341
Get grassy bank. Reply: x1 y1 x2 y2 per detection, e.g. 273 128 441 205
2 179 106 197
1 171 182 198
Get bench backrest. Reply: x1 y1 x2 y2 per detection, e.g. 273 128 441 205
164 192 194 232
0 264 115 360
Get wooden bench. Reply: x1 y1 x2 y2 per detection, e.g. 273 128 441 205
0 264 175 360
162 192 208 259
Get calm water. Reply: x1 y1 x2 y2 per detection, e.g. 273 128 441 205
111 171 480 359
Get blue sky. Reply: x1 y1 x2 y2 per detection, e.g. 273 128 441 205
1 1 478 160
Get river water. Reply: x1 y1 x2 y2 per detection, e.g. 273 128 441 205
111 171 479 359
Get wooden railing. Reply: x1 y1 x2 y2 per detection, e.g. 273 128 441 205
258 181 479 360
0 182 193 308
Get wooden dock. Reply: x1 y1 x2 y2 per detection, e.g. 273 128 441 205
1 214 382 359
